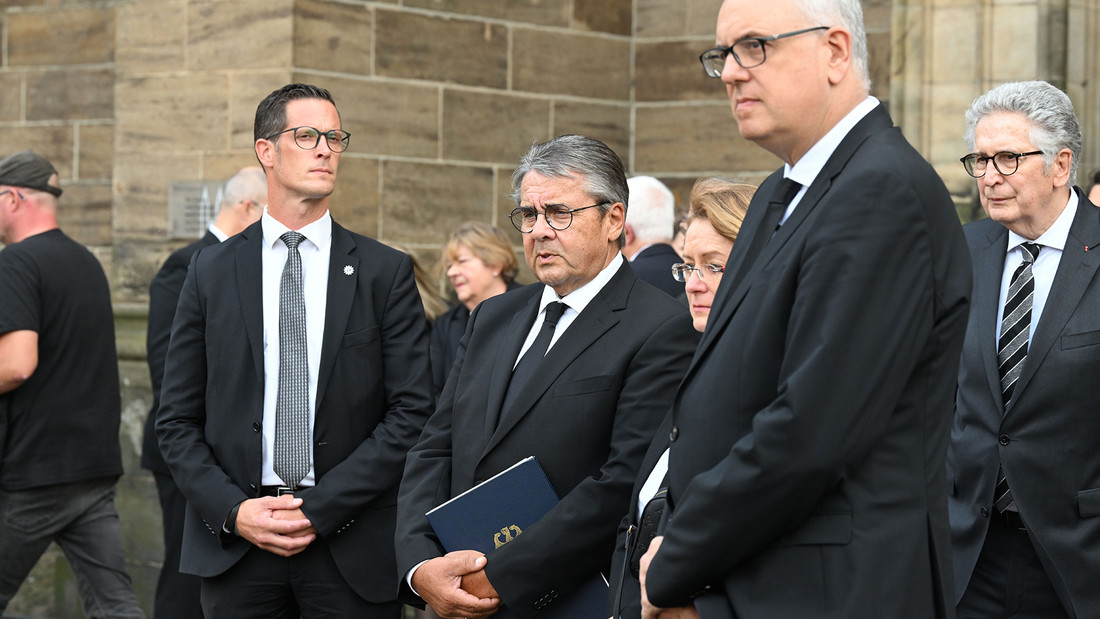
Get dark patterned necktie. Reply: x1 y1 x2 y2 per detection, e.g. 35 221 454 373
993 242 1040 513
732 178 801 284
274 231 309 488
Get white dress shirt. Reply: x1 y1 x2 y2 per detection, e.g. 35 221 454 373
996 190 1077 346
259 209 332 488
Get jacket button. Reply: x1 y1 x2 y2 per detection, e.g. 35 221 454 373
252 422 261 432
669 426 679 441
999 434 1010 446
980 507 989 517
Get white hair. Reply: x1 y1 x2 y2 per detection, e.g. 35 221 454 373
626 176 675 242
964 81 1082 186
219 167 268 212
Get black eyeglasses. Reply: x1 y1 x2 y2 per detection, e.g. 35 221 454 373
671 263 725 282
264 126 351 153
509 202 609 233
699 26 830 77
960 150 1043 178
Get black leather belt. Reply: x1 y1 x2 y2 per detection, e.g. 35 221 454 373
990 508 1026 531
260 486 302 497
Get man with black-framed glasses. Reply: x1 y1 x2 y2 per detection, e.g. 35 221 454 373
156 83 434 618
639 0 972 616
949 80 1100 619
396 134 697 619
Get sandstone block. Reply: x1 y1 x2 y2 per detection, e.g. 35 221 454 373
574 0 631 35
230 71 295 150
60 182 113 248
329 156 381 239
635 103 781 174
513 28 630 100
116 74 229 152
0 73 22 122
26 68 114 122
187 0 293 71
0 126 74 178
78 124 115 181
442 90 549 164
381 160 494 245
552 100 631 166
403 0 570 27
635 40 719 103
376 10 508 88
294 0 371 75
116 0 186 73
7 7 113 66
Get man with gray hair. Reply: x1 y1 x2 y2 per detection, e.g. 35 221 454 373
142 165 267 619
949 80 1100 618
623 175 681 297
638 0 971 616
396 134 697 618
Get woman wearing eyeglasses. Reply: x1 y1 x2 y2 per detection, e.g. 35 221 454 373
611 177 755 619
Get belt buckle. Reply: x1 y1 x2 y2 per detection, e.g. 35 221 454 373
276 486 296 496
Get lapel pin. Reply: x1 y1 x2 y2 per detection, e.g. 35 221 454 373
343 265 355 276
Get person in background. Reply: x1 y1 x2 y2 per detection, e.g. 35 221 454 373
143 165 267 619
623 176 682 297
429 222 520 396
1085 167 1100 204
0 150 144 618
949 80 1100 619
610 177 754 618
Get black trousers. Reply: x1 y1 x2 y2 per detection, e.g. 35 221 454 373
957 517 1070 619
153 472 204 619
199 537 401 619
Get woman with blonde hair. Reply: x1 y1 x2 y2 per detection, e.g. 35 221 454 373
430 221 521 395
611 177 755 618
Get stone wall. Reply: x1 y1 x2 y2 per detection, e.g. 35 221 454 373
2 0 1097 616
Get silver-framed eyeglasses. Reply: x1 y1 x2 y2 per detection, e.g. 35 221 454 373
671 263 725 282
509 202 610 233
699 26 830 77
264 126 351 153
960 150 1043 178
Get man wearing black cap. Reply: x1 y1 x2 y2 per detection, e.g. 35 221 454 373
0 150 144 617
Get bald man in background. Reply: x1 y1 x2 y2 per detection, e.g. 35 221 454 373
142 166 267 619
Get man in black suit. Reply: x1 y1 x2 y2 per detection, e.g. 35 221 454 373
395 134 698 619
638 0 971 616
156 83 434 618
949 81 1100 619
623 175 682 297
142 166 266 619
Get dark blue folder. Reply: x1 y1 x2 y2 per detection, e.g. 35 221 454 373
426 456 609 619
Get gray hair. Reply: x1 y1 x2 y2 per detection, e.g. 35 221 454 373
626 175 675 242
219 166 268 213
964 81 1082 186
510 134 629 248
797 0 870 91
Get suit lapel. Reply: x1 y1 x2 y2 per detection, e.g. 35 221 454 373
973 224 1010 411
689 104 893 379
483 262 630 454
1010 193 1100 409
235 223 265 384
316 223 359 411
483 294 540 439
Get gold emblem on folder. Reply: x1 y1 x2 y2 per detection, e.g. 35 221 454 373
493 524 523 548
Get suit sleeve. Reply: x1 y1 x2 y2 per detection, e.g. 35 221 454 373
645 163 957 605
146 251 190 402
484 308 698 617
155 253 248 537
295 253 435 536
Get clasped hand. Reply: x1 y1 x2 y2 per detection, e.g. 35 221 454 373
412 550 502 619
234 495 316 557
640 537 699 619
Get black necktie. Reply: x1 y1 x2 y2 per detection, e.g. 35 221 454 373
498 302 567 424
993 242 1040 513
731 178 801 284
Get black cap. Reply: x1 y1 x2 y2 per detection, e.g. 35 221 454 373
0 150 63 197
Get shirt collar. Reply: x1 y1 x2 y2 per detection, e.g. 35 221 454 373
785 96 880 188
208 223 229 242
538 252 624 314
1007 189 1077 253
261 208 333 253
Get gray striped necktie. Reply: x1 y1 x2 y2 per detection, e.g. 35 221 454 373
993 242 1040 513
274 231 310 489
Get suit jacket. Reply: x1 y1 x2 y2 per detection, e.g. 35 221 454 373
142 230 219 475
948 189 1100 617
630 243 682 298
156 219 434 602
395 259 698 618
643 104 972 618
